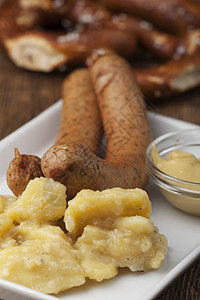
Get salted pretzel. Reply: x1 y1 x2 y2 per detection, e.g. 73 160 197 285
132 27 200 100
133 49 200 100
61 0 200 61
19 0 67 12
101 0 200 34
1 0 199 62
46 0 200 99
64 0 174 60
0 0 200 99
58 0 200 99
0 0 137 71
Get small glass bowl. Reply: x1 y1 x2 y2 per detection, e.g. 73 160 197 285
146 128 200 215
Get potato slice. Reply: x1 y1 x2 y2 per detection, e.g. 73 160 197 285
80 258 118 282
0 213 13 238
64 188 151 237
75 216 168 279
0 195 17 213
0 222 85 294
7 177 66 224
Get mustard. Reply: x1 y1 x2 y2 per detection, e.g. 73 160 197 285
151 146 200 215
153 147 200 183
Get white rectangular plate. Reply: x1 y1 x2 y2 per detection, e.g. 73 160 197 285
0 101 200 300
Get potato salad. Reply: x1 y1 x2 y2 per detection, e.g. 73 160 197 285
0 177 167 294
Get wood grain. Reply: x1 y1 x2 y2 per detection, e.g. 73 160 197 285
0 49 199 300
0 51 66 140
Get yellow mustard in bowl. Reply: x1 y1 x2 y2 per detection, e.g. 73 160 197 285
153 147 200 184
151 146 200 215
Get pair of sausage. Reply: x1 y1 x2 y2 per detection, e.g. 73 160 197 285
7 52 151 199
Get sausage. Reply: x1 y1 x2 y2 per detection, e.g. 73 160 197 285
41 52 152 198
6 148 43 196
90 51 152 182
6 68 102 197
55 68 102 152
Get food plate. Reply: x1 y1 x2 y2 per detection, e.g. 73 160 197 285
0 100 199 300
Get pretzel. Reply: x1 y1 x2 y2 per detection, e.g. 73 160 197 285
64 0 173 60
65 0 200 98
19 0 66 12
101 0 200 34
37 0 200 62
64 0 200 61
133 49 200 100
0 0 197 65
0 0 137 71
0 0 200 99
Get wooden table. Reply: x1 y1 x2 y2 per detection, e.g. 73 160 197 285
0 49 200 300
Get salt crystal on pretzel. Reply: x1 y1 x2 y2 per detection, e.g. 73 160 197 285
101 0 200 34
19 0 68 13
133 49 200 100
66 0 200 61
0 0 200 99
0 0 137 71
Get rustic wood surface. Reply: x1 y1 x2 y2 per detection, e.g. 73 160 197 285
0 49 200 300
